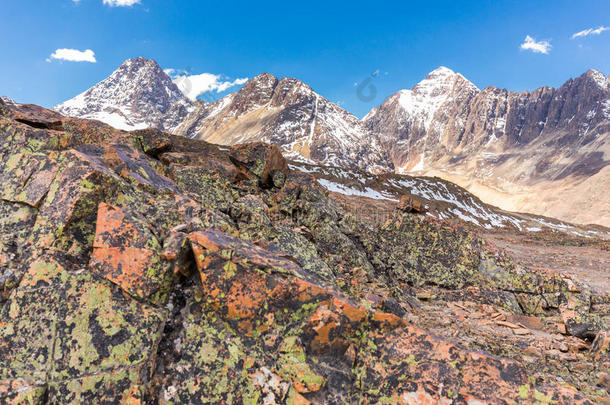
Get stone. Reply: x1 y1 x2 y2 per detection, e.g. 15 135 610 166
0 102 601 404
397 193 427 213
229 142 288 188
591 330 610 360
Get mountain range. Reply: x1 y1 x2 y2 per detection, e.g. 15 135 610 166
53 57 610 226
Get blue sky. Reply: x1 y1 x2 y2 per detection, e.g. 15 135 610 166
1 0 609 117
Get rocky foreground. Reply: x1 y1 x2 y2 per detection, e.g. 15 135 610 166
0 99 608 404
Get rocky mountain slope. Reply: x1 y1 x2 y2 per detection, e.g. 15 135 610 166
365 67 610 227
1 99 608 403
52 59 609 226
54 57 192 132
173 73 390 173
289 161 610 239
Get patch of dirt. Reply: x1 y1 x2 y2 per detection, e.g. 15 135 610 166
483 230 610 296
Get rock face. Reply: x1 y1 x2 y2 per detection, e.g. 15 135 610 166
365 67 610 226
174 73 391 173
0 101 607 403
54 57 192 132
365 67 610 175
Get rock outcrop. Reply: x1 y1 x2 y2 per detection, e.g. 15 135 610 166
0 101 607 403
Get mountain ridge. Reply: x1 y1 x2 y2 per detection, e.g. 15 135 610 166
48 58 610 226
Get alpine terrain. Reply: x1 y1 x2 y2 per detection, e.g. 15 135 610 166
54 58 610 227
0 98 608 404
364 67 610 227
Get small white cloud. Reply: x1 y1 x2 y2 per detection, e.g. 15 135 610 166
48 48 97 63
170 71 248 101
103 0 141 6
571 26 610 39
520 35 552 54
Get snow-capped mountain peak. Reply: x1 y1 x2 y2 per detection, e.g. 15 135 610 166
413 66 479 94
54 57 192 131
379 66 480 132
584 69 609 90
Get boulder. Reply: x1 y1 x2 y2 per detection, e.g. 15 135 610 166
229 142 288 188
12 103 64 131
397 193 427 213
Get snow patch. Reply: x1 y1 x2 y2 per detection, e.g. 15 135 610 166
588 70 609 90
317 178 397 201
603 99 610 119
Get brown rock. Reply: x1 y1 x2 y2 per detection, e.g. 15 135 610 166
229 142 288 188
11 103 65 130
591 330 610 359
508 314 545 331
598 372 610 390
397 194 427 214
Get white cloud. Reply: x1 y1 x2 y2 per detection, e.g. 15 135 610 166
48 48 97 63
520 35 551 54
170 72 248 101
72 0 141 5
571 26 610 39
103 0 141 6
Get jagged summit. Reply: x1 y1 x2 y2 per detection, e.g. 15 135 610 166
54 57 191 131
582 68 608 90
389 67 480 133
414 66 478 91
173 72 391 173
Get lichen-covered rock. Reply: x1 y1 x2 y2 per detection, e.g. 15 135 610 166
10 103 64 131
0 378 46 405
0 103 604 403
230 142 288 188
90 202 173 304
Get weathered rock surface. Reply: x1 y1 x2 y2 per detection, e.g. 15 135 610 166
0 102 606 403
